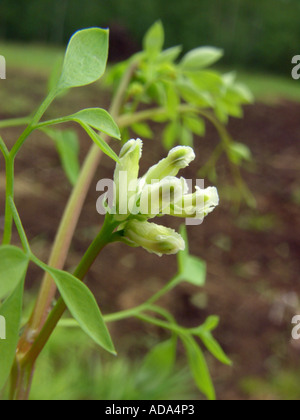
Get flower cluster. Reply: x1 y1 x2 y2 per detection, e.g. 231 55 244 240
112 139 219 256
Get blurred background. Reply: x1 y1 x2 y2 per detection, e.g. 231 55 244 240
1 0 300 400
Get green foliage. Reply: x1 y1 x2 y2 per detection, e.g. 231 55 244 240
28 328 195 400
194 329 232 367
241 369 300 401
47 129 80 186
228 142 252 166
39 108 121 163
42 266 116 355
180 47 224 71
180 333 215 401
0 280 25 390
70 109 121 139
177 226 207 287
0 246 29 300
80 122 119 162
108 21 253 158
143 20 165 59
236 211 278 232
58 28 109 90
138 338 177 387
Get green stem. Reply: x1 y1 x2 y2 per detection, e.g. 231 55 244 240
104 304 148 323
2 157 14 245
198 143 224 178
0 117 30 130
29 141 106 334
145 304 177 324
197 109 256 208
0 136 9 157
2 90 57 246
9 198 31 255
35 117 72 130
10 89 57 159
117 104 197 128
146 274 181 305
18 215 118 368
136 313 185 335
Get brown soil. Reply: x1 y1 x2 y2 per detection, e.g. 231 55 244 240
1 73 300 400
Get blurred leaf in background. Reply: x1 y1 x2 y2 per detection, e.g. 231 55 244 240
29 328 196 401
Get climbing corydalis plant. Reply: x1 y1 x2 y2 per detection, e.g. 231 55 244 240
0 21 251 400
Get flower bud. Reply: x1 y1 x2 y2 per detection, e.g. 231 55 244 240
143 146 195 184
113 139 143 219
139 176 188 217
124 220 185 257
172 186 219 219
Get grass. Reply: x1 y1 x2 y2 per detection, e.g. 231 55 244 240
235 69 300 103
0 41 64 75
1 41 300 104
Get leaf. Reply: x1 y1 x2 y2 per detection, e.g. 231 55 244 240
158 46 183 63
165 83 180 118
162 121 179 149
58 28 109 90
202 315 220 332
45 267 116 355
47 58 65 94
181 333 216 400
215 100 229 124
71 108 121 140
150 81 167 107
200 331 232 366
143 21 165 58
181 47 223 71
180 255 206 287
141 338 177 381
0 246 29 300
180 126 194 147
176 79 214 107
189 71 223 93
0 279 25 391
177 225 188 270
222 101 243 118
177 226 206 287
131 122 154 139
51 129 80 186
80 122 119 162
231 83 254 104
228 142 252 165
183 115 206 137
225 84 254 105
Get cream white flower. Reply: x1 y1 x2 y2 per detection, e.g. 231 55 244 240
113 139 142 220
172 186 219 219
110 139 219 256
124 220 186 257
142 146 195 183
139 176 188 217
